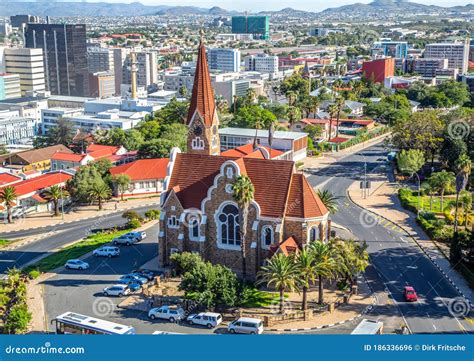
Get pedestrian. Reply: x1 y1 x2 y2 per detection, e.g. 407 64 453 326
114 202 118 210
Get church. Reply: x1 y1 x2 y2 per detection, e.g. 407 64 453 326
158 37 330 279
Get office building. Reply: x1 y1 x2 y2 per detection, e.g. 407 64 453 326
113 48 130 95
408 58 448 77
244 53 278 75
308 28 345 37
361 58 395 83
25 23 89 96
372 39 408 59
10 15 41 29
231 16 269 40
208 48 240 72
122 51 158 89
88 72 115 98
4 48 46 95
0 116 36 145
87 47 114 74
0 74 21 100
424 41 469 74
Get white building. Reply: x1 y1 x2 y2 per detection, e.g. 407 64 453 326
244 53 278 76
424 41 469 74
208 48 240 73
41 107 84 133
0 116 36 145
3 48 46 96
0 74 21 100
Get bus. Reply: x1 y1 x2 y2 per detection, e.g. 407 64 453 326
52 312 135 335
351 319 384 335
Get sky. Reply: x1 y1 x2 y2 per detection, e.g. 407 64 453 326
30 0 472 12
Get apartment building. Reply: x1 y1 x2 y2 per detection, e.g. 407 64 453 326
424 41 469 74
244 53 279 75
3 48 45 95
208 48 241 72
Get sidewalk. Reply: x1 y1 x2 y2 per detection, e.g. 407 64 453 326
2 197 160 234
347 173 474 306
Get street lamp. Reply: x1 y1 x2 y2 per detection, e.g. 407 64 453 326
60 186 65 221
412 172 421 214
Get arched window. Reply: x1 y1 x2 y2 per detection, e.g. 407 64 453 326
189 217 199 241
261 226 274 247
309 226 318 242
218 204 240 246
192 137 204 150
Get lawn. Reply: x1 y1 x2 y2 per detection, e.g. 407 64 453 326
25 228 131 273
0 240 10 248
400 189 455 213
240 288 284 308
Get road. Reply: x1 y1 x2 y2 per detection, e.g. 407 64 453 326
306 142 473 334
0 205 159 274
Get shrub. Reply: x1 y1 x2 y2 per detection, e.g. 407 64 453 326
170 252 204 275
4 303 32 334
27 269 41 280
145 209 161 220
432 226 454 242
443 207 465 225
398 188 419 214
127 218 142 229
122 210 144 224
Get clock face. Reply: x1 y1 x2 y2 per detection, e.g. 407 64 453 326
194 126 203 136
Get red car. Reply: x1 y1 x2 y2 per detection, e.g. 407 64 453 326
404 286 418 302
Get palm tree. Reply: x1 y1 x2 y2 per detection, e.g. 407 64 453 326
88 183 112 211
287 106 302 125
257 253 299 314
286 90 297 106
113 174 131 201
0 186 17 224
333 239 369 289
429 170 455 211
232 175 255 281
317 189 338 214
454 155 471 233
309 241 337 304
41 185 69 217
327 104 338 141
421 181 436 212
334 96 345 138
296 248 317 310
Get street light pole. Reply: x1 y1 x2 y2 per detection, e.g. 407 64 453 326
60 186 64 221
413 172 421 214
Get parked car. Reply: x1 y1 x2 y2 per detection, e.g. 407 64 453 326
93 246 120 258
187 312 222 328
126 282 142 292
119 274 148 285
126 231 147 241
404 286 418 302
103 284 130 297
64 259 89 270
228 317 264 334
112 234 139 246
131 269 155 280
129 272 153 282
148 306 185 322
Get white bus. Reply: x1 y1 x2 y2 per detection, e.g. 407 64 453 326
52 312 135 335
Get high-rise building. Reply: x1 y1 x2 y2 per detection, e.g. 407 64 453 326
4 48 45 95
87 47 114 74
24 23 89 96
408 58 449 77
208 48 240 73
113 48 130 96
88 71 115 98
10 15 41 29
0 74 21 100
244 53 278 75
424 41 469 74
372 39 408 59
361 58 395 83
122 51 157 90
231 16 269 40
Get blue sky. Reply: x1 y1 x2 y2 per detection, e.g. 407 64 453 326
40 0 471 12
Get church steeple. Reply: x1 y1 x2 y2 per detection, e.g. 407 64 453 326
186 32 220 156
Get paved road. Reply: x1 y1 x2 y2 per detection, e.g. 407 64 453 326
0 205 159 274
306 142 473 334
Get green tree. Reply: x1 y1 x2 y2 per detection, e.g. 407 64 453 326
296 248 317 310
334 96 345 138
67 165 107 203
88 183 112 210
230 105 277 129
232 175 255 281
41 185 69 217
178 85 188 98
317 189 338 214
4 303 32 334
309 241 337 304
138 139 176 159
454 155 471 233
136 120 161 141
0 143 8 155
33 119 75 148
397 149 425 176
428 170 455 211
257 253 299 314
151 97 189 125
304 124 323 140
333 239 369 288
0 186 17 223
113 174 131 201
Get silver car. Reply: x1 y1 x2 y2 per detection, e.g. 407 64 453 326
64 259 89 270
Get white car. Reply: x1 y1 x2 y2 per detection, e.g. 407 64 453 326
93 246 120 257
148 306 185 322
112 234 139 246
228 317 264 334
64 259 89 270
127 231 147 241
187 312 222 328
103 284 130 297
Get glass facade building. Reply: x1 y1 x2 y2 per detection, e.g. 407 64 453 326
231 16 269 40
25 23 89 96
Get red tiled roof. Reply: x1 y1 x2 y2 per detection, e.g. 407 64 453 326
86 144 121 159
269 236 301 256
166 153 295 218
285 173 328 218
186 40 217 127
110 159 169 181
328 136 350 144
221 144 284 159
2 172 72 197
51 152 87 162
0 173 22 186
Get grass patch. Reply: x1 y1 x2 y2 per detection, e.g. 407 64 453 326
240 288 284 308
0 239 10 248
399 188 455 213
24 228 131 274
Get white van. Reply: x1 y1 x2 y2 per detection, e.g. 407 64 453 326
228 317 264 334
